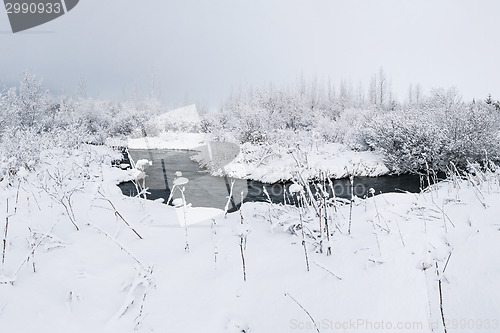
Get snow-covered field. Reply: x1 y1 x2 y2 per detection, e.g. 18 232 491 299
127 132 207 151
199 141 390 183
1 145 499 332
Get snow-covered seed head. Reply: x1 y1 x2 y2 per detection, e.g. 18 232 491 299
172 197 186 207
369 188 375 195
135 159 152 171
289 183 303 194
173 177 189 186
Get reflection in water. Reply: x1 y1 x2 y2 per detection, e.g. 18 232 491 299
119 149 248 210
119 149 422 210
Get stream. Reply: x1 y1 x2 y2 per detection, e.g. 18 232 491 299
118 149 423 211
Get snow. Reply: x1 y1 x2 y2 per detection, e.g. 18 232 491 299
126 104 389 182
289 183 303 193
195 141 390 183
155 104 200 128
127 168 145 181
129 132 389 183
2 145 499 332
124 103 390 182
128 105 206 151
173 177 189 186
128 132 207 150
171 197 185 207
134 159 152 170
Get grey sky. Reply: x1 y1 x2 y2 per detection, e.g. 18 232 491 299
1 0 499 108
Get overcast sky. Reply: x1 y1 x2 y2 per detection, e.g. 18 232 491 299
1 0 499 109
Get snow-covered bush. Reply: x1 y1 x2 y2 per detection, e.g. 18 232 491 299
365 88 500 173
8 71 54 131
206 79 500 175
0 130 37 178
365 108 445 173
154 116 201 134
0 71 159 179
440 102 499 166
321 108 373 150
206 82 351 145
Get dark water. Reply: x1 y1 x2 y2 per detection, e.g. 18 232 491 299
118 149 422 210
118 149 249 211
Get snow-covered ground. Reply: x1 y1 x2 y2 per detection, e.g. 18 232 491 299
124 104 390 183
128 132 207 150
127 104 207 151
196 141 390 183
1 145 499 332
129 133 390 183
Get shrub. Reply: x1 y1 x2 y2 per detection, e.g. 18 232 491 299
365 89 500 173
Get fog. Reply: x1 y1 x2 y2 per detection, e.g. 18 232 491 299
1 0 499 108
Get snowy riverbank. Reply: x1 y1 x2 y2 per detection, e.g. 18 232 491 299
200 141 390 183
126 133 390 183
1 145 499 332
127 132 207 150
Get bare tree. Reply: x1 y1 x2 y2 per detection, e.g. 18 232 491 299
415 83 422 104
355 80 365 108
369 74 378 105
327 77 336 102
339 79 353 110
378 67 387 108
407 84 414 104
